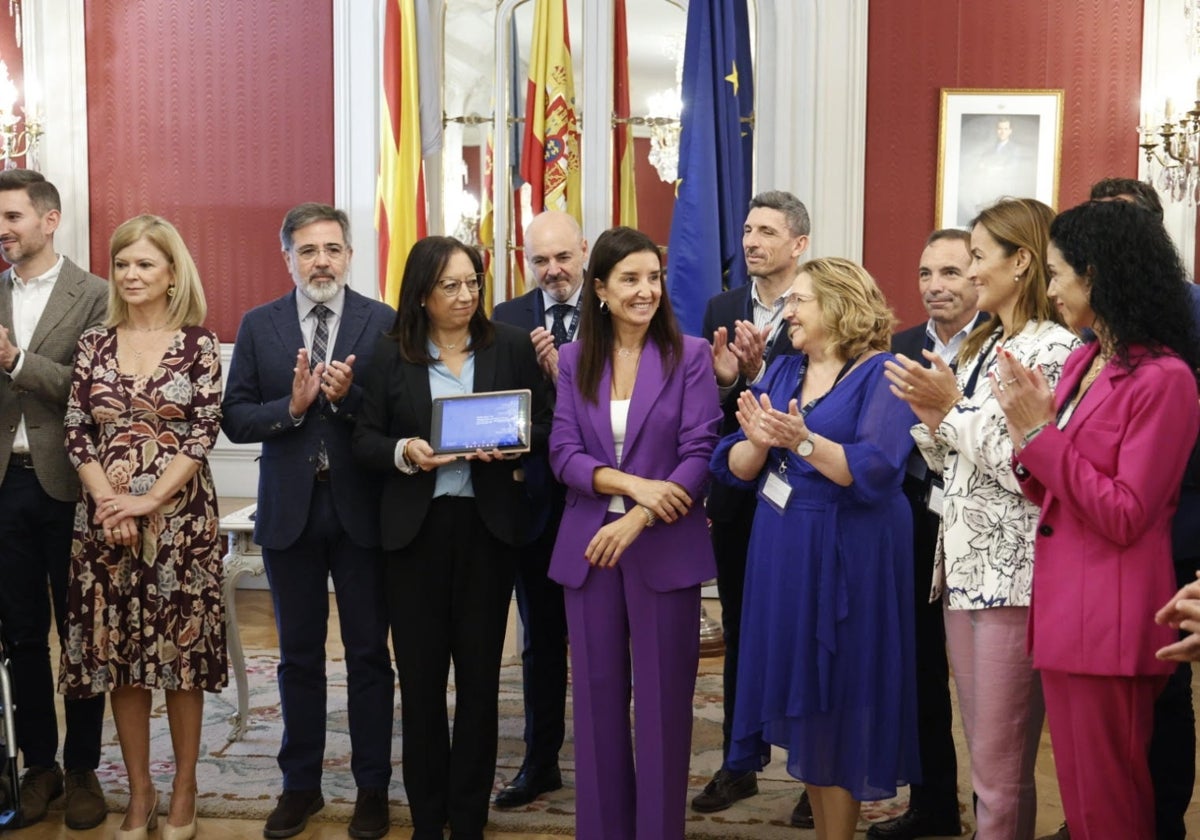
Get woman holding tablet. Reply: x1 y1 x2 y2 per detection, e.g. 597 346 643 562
352 235 551 840
548 226 721 840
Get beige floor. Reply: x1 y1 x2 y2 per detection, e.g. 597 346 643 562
11 589 1200 839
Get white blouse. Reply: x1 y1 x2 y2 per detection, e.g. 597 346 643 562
912 319 1079 610
606 399 632 514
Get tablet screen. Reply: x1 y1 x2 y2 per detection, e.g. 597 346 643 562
431 389 532 455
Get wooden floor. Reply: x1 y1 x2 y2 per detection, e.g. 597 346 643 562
10 589 1200 839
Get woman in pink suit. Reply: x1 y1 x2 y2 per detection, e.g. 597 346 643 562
548 226 721 840
993 199 1200 839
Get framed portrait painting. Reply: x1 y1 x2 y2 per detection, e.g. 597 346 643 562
935 88 1065 229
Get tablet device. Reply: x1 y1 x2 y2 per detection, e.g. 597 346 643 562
430 389 532 455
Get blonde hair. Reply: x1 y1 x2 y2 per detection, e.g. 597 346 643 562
959 198 1061 363
801 257 895 359
105 215 207 329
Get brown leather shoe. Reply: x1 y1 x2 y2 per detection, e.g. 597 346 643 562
64 768 108 830
1035 823 1070 840
18 764 63 826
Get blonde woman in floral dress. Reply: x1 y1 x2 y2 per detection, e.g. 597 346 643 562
58 215 225 840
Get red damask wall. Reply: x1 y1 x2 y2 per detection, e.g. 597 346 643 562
84 1 335 341
863 0 1144 329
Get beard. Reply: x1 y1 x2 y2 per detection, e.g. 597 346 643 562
298 273 343 303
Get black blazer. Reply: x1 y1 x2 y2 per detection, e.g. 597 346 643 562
352 321 553 551
701 283 799 521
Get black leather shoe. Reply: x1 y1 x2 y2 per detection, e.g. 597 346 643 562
690 768 758 813
348 788 390 839
866 807 962 839
790 788 814 829
1035 824 1070 840
263 789 324 839
493 765 562 809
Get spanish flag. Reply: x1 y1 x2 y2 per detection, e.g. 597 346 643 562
612 0 637 227
376 0 428 307
520 0 581 220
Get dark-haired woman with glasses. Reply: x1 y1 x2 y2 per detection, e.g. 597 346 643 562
352 236 552 840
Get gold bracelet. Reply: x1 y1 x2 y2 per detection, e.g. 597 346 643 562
640 505 656 527
943 393 964 415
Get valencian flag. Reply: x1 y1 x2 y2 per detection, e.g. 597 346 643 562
376 0 438 307
612 0 637 227
521 0 581 220
665 0 754 336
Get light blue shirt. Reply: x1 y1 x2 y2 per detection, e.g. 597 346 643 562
428 341 476 498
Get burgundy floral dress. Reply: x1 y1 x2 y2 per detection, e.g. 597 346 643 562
58 325 228 696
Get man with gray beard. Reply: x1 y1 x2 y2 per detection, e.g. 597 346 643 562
222 203 396 840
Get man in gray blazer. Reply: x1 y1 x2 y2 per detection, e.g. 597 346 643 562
221 203 396 840
0 169 108 829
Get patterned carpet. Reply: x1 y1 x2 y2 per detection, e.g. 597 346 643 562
94 655 911 838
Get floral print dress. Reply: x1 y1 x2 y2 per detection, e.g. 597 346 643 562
59 325 228 695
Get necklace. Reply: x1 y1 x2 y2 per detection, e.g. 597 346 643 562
432 334 468 351
615 347 640 358
1079 354 1110 392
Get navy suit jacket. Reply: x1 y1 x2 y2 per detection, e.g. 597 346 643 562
492 288 563 537
220 288 396 551
701 282 798 521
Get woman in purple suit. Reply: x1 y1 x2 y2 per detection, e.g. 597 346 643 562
549 226 721 840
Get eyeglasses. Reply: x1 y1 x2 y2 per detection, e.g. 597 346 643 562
294 244 348 263
436 274 484 297
782 293 816 311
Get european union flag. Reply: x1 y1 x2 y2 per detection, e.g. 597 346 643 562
666 0 754 336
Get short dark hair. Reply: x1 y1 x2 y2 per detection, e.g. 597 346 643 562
1088 178 1164 221
574 226 682 403
389 236 493 364
748 190 811 237
280 203 352 250
0 169 60 214
1050 199 1199 373
925 228 971 249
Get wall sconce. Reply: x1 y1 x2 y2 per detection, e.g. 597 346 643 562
0 59 42 171
1140 91 1200 204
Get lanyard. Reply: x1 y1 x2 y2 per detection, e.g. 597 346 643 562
794 354 858 416
962 332 1002 398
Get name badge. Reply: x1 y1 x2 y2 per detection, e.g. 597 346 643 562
759 470 793 515
926 482 944 516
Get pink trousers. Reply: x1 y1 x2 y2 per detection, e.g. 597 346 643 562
1041 670 1164 840
944 605 1044 840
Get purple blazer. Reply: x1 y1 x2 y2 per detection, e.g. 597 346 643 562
548 335 721 592
1017 343 1200 676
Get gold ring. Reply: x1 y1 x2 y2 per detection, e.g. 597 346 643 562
1005 378 1017 386
906 384 915 393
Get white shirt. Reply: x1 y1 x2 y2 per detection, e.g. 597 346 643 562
7 254 66 453
541 286 583 336
924 317 977 367
294 287 345 357
606 398 631 514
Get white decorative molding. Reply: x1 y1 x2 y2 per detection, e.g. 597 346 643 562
210 343 261 501
336 0 384 298
24 0 91 269
1141 0 1197 277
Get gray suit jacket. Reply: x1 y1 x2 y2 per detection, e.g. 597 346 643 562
0 257 109 500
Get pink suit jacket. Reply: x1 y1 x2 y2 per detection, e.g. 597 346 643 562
548 335 720 592
1016 343 1200 676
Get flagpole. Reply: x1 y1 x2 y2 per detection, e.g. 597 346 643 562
580 0 610 241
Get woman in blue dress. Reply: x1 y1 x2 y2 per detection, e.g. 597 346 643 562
711 257 920 840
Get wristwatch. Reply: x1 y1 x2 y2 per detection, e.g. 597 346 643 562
794 433 815 457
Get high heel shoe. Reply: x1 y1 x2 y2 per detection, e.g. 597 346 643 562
114 790 158 840
162 793 197 840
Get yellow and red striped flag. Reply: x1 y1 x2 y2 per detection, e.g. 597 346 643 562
613 0 637 227
520 0 581 220
376 0 427 307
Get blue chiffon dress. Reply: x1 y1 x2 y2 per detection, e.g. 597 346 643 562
711 352 920 801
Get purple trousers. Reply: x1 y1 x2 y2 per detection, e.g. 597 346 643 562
564 559 700 840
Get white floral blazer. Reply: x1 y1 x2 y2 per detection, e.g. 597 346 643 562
912 319 1079 610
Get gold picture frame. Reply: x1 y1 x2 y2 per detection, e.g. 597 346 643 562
935 88 1065 229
